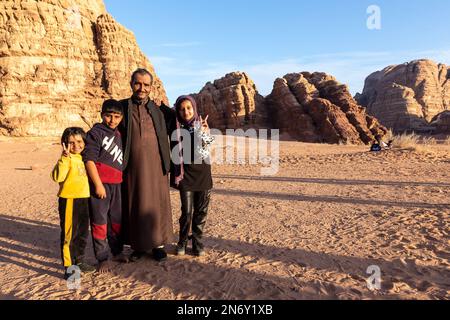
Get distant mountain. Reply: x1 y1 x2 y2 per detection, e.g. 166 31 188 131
192 71 387 145
355 59 450 133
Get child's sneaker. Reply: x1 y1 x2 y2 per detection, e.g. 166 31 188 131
63 268 71 280
176 242 187 256
192 240 205 257
192 247 205 257
76 262 96 274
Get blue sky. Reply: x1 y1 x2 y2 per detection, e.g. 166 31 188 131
104 0 450 104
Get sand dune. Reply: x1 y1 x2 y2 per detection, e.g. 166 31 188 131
0 138 449 300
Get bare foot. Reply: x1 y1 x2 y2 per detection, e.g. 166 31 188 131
97 260 113 274
113 253 129 264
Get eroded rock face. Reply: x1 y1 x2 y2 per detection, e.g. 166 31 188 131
266 72 387 144
191 71 386 144
0 0 167 136
356 59 450 132
192 72 269 131
431 111 450 134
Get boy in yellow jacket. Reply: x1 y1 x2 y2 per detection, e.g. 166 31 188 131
52 127 96 279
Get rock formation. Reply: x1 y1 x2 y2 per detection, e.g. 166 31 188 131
191 71 386 145
430 111 450 134
192 72 270 131
265 72 387 144
356 59 450 132
0 1 390 144
0 0 167 136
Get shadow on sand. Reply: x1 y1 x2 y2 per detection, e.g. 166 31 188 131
213 174 450 189
0 214 64 279
0 209 448 299
213 188 450 210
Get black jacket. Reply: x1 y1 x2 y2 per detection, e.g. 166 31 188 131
169 126 213 192
119 98 176 175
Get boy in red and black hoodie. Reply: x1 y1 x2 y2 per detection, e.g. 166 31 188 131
83 99 128 273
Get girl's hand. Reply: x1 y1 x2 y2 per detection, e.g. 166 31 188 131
200 115 210 133
95 184 107 200
62 143 71 158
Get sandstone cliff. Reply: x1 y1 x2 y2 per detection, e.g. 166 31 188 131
0 0 167 136
266 72 387 144
192 72 270 131
192 72 386 145
431 110 450 134
356 59 450 132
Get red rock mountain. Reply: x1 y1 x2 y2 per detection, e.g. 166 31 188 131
193 72 387 145
266 72 387 144
192 72 270 131
1 1 388 144
0 0 167 136
356 59 450 133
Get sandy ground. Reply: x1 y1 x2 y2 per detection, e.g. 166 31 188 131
0 136 449 300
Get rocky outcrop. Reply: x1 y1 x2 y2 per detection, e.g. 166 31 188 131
192 72 270 131
0 0 167 136
431 111 450 134
356 59 450 132
191 71 386 144
266 72 387 144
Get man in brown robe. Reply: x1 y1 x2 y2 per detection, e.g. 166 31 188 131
120 69 176 262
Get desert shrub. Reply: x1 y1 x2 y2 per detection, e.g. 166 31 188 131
444 136 450 145
422 136 437 146
391 133 420 150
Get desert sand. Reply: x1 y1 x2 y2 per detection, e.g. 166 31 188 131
0 137 449 300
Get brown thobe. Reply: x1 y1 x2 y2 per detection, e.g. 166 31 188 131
123 101 174 251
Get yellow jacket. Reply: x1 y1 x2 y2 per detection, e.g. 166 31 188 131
51 154 90 199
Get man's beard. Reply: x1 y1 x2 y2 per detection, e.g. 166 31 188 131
133 93 150 104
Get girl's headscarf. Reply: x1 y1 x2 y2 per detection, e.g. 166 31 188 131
175 95 200 127
173 95 200 186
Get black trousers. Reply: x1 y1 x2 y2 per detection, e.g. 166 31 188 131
89 184 123 262
178 190 211 249
58 198 90 267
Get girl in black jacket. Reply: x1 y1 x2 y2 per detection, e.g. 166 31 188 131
171 95 214 257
